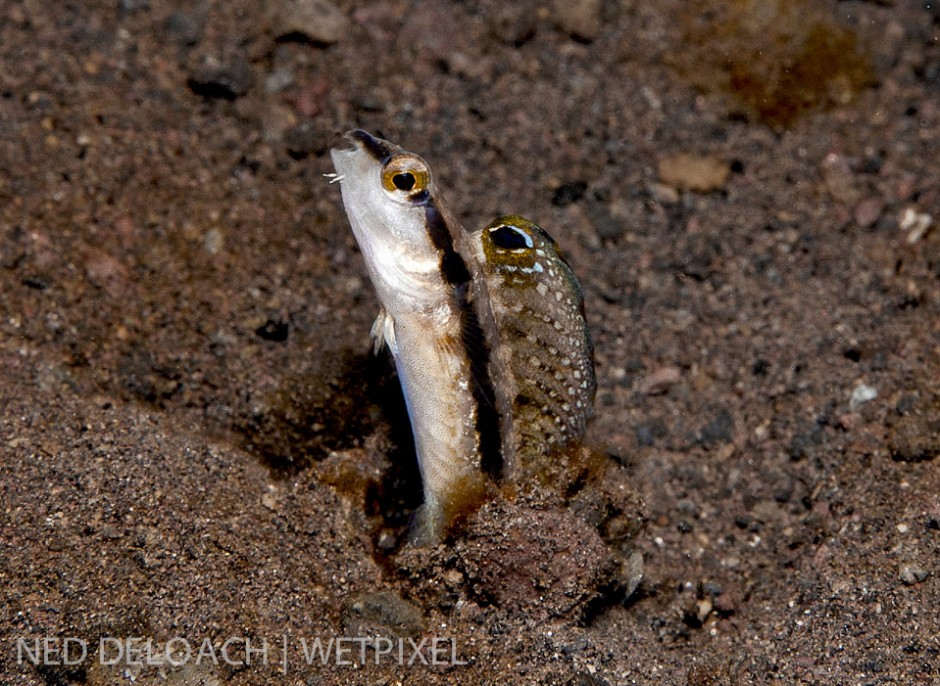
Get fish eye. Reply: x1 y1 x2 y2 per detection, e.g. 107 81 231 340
489 224 533 251
392 172 416 191
381 154 430 195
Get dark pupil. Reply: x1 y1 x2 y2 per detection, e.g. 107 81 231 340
392 172 416 191
490 225 530 250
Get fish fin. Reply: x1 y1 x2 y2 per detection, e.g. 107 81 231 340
370 307 398 356
407 501 444 547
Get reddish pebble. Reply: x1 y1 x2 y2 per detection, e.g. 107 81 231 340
854 196 884 229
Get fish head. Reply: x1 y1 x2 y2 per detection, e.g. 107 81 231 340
330 130 445 302
475 215 577 291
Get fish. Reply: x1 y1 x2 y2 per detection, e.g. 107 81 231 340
330 130 595 544
467 215 596 479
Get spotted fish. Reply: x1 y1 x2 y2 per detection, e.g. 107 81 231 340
330 131 595 543
468 216 595 478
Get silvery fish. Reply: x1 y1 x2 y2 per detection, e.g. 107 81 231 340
330 130 595 544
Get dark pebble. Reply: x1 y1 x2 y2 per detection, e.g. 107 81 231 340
188 56 254 100
752 359 770 376
165 12 202 46
859 152 884 175
255 318 289 342
895 394 918 415
842 346 862 362
701 581 722 599
552 181 588 206
22 276 49 290
697 409 734 447
788 424 823 460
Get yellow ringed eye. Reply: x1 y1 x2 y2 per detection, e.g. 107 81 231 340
381 155 430 194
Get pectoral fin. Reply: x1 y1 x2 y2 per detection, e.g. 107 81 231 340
370 307 398 356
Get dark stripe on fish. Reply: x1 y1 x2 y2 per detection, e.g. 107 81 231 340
423 200 471 285
424 198 503 480
348 129 394 164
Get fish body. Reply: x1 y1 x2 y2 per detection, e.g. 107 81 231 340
468 215 596 478
330 131 595 543
330 131 489 542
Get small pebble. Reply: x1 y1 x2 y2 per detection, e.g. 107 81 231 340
650 182 679 205
85 250 130 298
273 0 349 44
552 0 602 42
260 491 278 511
697 409 734 447
264 68 295 94
849 383 877 411
899 564 929 586
203 228 224 255
820 151 861 205
188 55 254 99
165 12 201 46
640 366 681 395
854 196 884 229
898 207 933 243
551 181 588 207
657 154 729 193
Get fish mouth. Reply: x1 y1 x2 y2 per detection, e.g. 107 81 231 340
343 129 396 164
